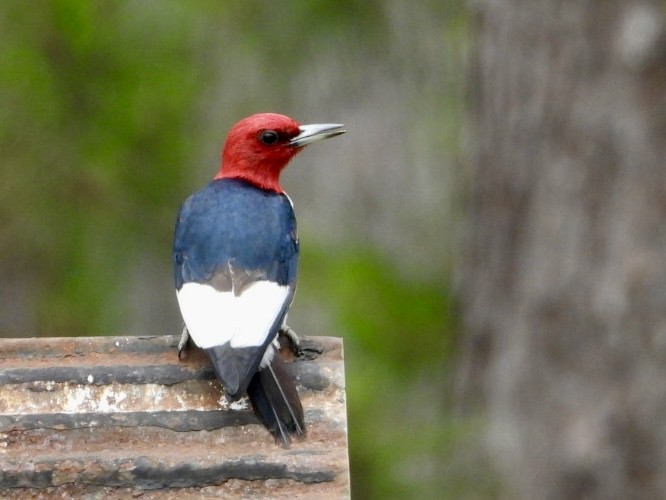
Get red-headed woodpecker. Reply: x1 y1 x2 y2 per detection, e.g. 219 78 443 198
173 113 345 447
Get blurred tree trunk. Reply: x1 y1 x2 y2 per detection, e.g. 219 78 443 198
459 0 666 498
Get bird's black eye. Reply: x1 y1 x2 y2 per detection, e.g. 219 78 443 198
259 130 280 145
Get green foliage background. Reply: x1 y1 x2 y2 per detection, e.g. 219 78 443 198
0 1 494 497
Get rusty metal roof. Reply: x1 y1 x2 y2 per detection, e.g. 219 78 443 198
0 335 349 498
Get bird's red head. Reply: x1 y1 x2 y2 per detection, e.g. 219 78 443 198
215 113 345 193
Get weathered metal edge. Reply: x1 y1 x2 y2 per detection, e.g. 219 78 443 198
0 336 179 359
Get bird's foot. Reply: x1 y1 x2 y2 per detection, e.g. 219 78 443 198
177 325 190 360
279 325 323 360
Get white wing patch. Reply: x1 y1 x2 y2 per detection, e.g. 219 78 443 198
176 281 290 349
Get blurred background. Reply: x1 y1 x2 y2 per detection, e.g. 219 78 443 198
0 1 472 498
3 1 666 498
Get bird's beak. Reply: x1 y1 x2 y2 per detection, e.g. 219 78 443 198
290 123 346 148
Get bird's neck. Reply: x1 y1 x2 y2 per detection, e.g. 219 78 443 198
214 159 284 193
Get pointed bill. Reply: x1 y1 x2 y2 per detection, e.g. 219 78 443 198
290 123 346 148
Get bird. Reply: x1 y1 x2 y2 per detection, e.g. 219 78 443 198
173 113 345 447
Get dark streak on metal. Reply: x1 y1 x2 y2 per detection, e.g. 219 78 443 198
0 409 257 432
0 456 336 489
0 365 216 385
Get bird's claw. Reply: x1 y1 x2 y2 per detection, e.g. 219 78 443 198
279 325 323 360
279 324 300 351
177 326 190 360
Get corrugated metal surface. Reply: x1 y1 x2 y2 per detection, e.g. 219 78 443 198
0 335 349 498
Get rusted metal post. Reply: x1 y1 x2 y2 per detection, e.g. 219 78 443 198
0 335 349 498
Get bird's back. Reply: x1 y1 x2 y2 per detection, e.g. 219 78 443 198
173 178 299 398
174 178 298 291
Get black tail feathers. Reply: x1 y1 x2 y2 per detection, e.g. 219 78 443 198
246 354 305 448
